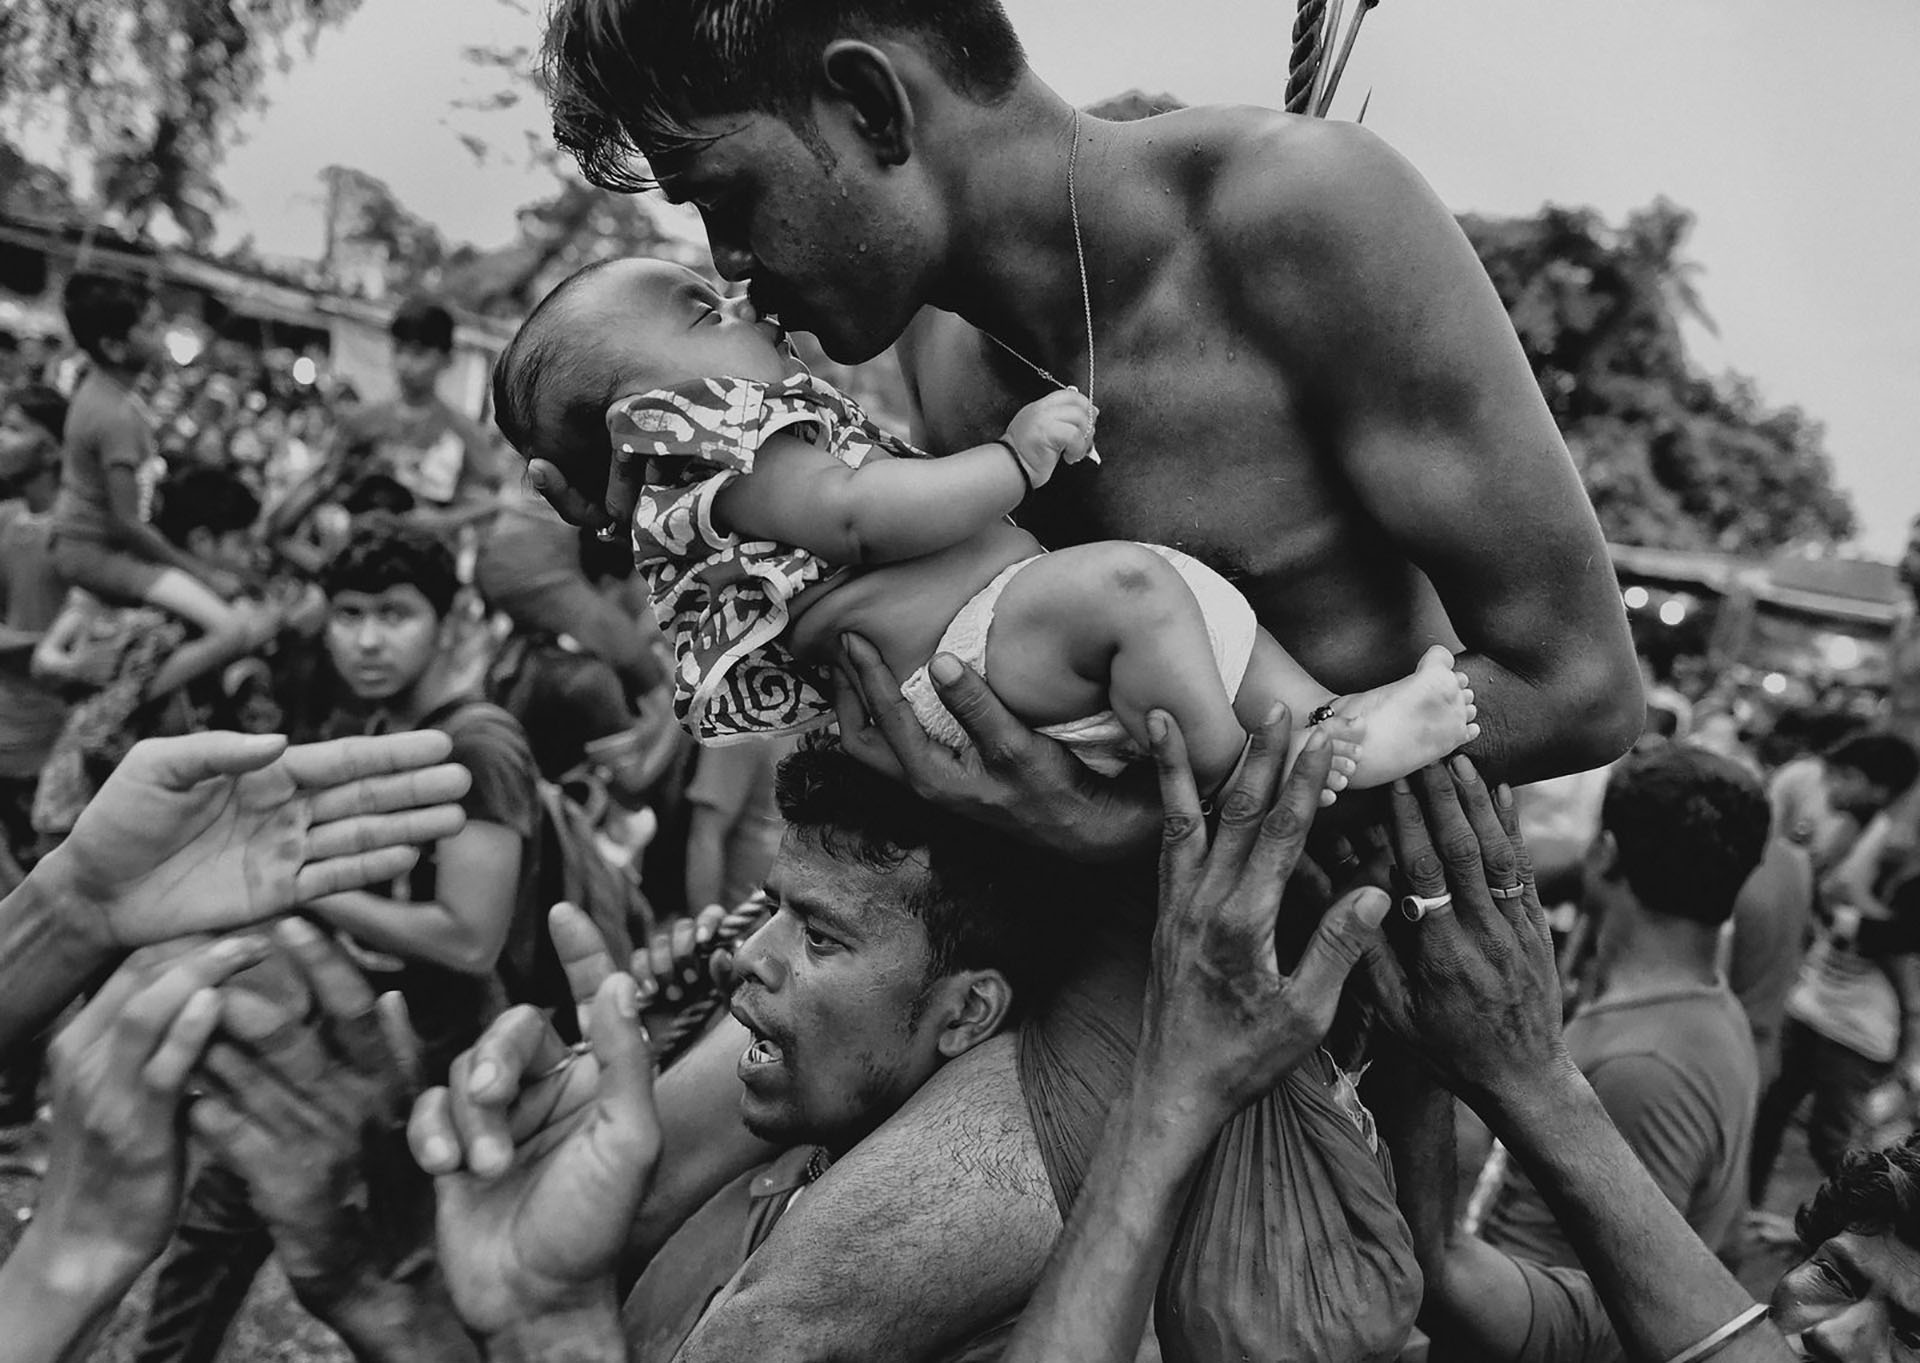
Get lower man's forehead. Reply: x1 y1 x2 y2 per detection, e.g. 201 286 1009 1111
330 587 433 612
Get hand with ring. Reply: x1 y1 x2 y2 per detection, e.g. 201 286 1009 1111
1366 757 1575 1109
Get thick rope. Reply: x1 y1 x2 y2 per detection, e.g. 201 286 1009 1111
1285 0 1329 114
651 898 771 1067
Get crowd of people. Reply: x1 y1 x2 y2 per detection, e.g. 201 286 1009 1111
3 2 1919 1361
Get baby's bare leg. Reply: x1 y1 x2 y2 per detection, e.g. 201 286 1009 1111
981 544 1250 792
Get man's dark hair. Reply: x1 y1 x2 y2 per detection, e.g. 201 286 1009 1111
319 516 460 618
6 383 68 444
153 466 261 548
1797 1133 1920 1253
340 472 418 518
542 0 1027 191
62 272 152 363
390 296 457 354
774 732 1136 1017
1601 746 1770 927
490 260 625 495
1824 732 1920 799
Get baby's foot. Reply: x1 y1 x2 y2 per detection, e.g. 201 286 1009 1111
1289 713 1364 807
1338 645 1479 790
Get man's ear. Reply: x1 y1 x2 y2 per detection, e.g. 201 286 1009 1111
818 40 914 167
1590 828 1621 880
934 969 1013 1059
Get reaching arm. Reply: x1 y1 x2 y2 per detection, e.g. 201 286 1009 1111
309 820 520 976
1230 120 1641 785
1373 764 1792 1363
712 388 1091 566
711 430 1026 565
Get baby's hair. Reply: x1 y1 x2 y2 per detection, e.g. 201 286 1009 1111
491 258 629 496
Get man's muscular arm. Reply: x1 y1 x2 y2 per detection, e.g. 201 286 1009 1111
1225 119 1642 786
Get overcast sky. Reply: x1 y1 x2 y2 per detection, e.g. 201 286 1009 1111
147 0 1920 555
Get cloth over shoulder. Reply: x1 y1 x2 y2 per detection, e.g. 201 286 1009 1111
611 372 924 745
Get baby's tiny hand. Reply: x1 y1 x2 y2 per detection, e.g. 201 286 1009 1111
1002 388 1096 488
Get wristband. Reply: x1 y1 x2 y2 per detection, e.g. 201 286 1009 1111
1662 1304 1769 1363
993 437 1046 491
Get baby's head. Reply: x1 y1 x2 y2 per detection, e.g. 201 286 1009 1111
493 257 791 503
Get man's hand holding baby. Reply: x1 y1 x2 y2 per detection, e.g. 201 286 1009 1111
1000 388 1098 490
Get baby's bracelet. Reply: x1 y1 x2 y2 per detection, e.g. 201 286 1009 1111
991 437 1041 492
1661 1304 1770 1363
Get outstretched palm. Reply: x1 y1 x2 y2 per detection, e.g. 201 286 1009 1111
46 731 470 947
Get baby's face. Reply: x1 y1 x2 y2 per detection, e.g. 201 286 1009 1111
580 258 793 395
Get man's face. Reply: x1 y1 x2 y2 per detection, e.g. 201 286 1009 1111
325 586 442 703
187 527 256 578
1772 1231 1920 1360
393 342 450 401
726 833 951 1150
0 405 53 487
657 112 933 365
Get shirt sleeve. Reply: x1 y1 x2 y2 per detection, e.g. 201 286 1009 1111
1583 1052 1712 1212
97 402 155 470
615 377 822 565
445 711 538 841
1512 1258 1624 1363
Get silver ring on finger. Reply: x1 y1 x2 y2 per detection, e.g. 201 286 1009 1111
1490 882 1527 901
1400 891 1453 922
595 523 622 543
533 1039 592 1081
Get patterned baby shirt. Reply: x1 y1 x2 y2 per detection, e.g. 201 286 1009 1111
610 372 924 744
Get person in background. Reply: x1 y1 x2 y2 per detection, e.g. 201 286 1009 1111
1479 746 1768 1269
132 520 539 1363
46 274 265 701
273 297 501 546
642 734 794 926
1727 828 1818 1093
0 384 70 874
0 382 70 1172
1769 732 1919 877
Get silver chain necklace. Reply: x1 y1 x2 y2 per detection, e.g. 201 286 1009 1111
984 109 1095 413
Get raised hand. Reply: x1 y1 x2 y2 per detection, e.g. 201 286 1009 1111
189 919 433 1321
833 634 1161 862
34 730 471 951
1365 757 1574 1107
407 971 660 1339
1142 708 1390 1120
24 936 269 1303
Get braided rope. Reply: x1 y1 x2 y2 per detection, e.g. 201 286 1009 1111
1284 0 1329 114
651 898 771 1067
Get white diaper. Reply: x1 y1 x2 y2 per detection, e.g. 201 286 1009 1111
899 544 1258 776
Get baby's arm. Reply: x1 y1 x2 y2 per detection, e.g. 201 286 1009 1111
711 389 1094 566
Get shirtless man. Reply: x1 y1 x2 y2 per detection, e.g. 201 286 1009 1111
505 1 1642 1356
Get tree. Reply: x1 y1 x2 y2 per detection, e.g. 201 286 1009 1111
0 0 363 247
320 165 448 297
1462 200 1856 554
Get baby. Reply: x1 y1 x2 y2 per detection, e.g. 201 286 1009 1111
492 258 1478 800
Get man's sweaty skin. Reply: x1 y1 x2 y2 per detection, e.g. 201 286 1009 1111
896 107 1639 789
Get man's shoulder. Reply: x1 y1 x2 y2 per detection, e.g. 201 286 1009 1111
428 699 536 770
1159 109 1435 261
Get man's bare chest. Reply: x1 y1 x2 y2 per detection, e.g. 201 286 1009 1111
913 322 1348 583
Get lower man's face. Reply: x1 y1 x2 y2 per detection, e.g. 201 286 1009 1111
326 586 441 702
1770 1231 1920 1360
0 406 51 486
1826 767 1892 824
726 834 948 1150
